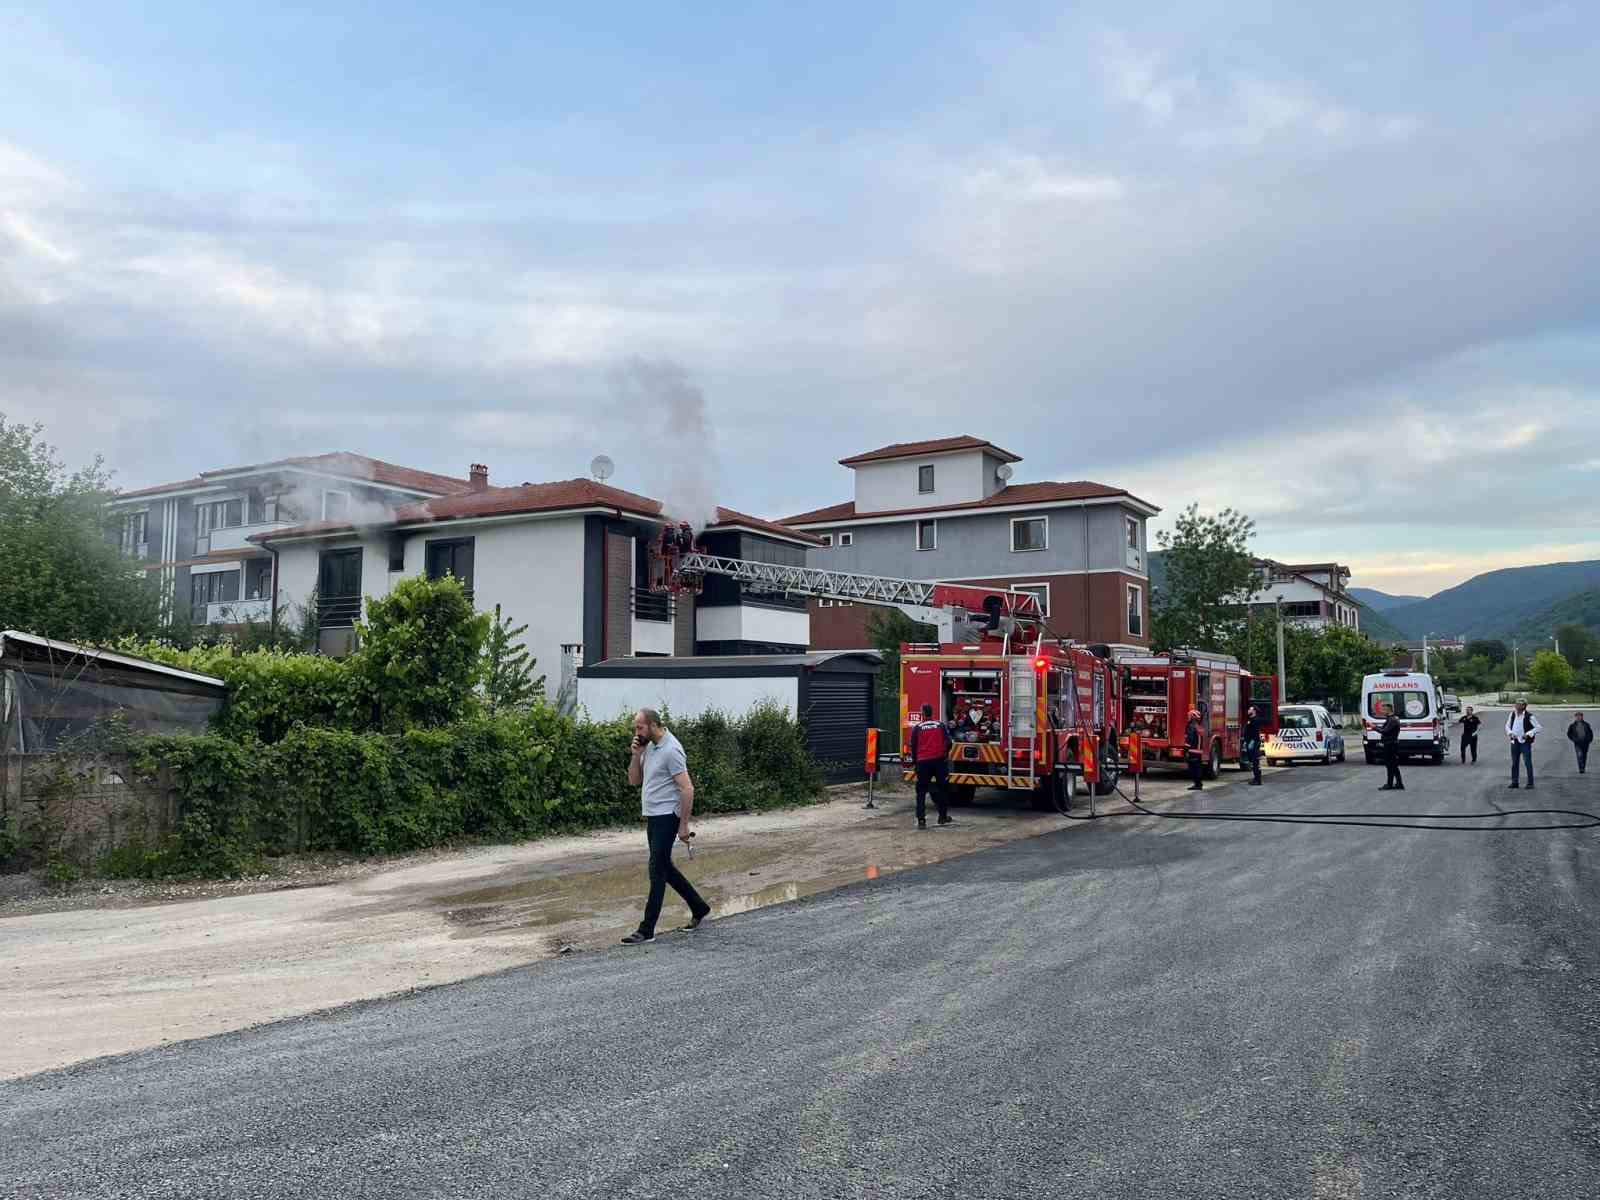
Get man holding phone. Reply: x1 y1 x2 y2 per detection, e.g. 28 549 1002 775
621 708 711 945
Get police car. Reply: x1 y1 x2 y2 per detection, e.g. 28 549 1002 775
1263 704 1346 765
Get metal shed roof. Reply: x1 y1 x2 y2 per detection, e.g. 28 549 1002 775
0 631 226 690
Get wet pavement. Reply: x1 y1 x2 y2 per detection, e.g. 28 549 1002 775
1 773 1222 1078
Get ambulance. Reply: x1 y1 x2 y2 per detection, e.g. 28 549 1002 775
1359 669 1450 764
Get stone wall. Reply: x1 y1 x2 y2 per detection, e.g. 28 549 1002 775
0 754 176 867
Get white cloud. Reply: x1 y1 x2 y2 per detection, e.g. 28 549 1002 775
1101 33 1193 123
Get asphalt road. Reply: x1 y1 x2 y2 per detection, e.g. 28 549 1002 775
5 711 1599 1199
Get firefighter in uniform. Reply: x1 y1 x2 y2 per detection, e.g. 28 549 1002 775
1184 708 1205 791
1241 704 1264 786
908 703 952 829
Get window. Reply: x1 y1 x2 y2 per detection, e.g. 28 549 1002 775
1368 689 1430 720
1280 601 1321 618
820 533 833 547
917 464 935 493
916 519 937 551
120 511 148 556
1011 516 1047 552
424 538 475 594
1279 708 1317 730
839 532 853 547
1012 583 1050 617
244 559 273 600
317 549 363 628
1125 515 1143 569
1126 516 1139 550
323 490 351 520
196 498 244 534
1127 583 1143 637
190 568 240 620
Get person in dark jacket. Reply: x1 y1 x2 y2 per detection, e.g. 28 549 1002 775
1569 712 1593 775
1378 702 1404 791
1184 708 1205 791
1241 705 1263 786
908 704 952 829
1457 706 1482 764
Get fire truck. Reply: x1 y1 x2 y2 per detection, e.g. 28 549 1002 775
649 523 1122 811
1114 649 1279 778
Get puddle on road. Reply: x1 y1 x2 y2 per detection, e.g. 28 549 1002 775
428 819 1017 947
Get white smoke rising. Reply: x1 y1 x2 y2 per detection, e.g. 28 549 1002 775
609 356 722 530
277 482 398 530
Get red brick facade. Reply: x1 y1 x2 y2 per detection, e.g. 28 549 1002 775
809 571 1150 650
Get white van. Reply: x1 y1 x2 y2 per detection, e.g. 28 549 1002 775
1264 703 1346 765
1360 670 1449 764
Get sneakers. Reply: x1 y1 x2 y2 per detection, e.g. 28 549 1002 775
1507 783 1520 789
620 931 655 945
937 815 953 826
1186 784 1203 791
917 819 927 830
680 911 710 932
1378 785 1394 791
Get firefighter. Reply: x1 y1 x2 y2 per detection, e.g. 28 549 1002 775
1184 708 1205 791
908 703 952 829
1378 701 1404 791
1241 704 1263 786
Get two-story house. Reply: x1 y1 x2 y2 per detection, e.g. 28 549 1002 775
1245 560 1361 632
104 453 475 628
250 478 818 678
782 435 1159 650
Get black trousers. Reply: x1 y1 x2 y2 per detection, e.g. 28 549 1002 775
1242 745 1261 783
639 813 708 936
1383 745 1403 788
1576 744 1589 773
1460 735 1477 763
915 760 949 822
1187 753 1204 787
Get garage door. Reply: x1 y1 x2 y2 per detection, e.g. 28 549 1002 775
802 672 874 781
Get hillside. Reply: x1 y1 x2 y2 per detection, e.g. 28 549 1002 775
1349 587 1426 611
1510 587 1600 643
1355 605 1406 644
1383 560 1600 639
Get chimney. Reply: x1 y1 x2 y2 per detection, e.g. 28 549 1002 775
469 463 489 492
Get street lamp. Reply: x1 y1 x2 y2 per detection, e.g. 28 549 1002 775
1589 658 1597 704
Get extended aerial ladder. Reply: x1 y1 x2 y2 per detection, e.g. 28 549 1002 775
649 525 1048 650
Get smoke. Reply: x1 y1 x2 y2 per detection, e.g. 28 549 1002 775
276 482 398 530
609 356 721 530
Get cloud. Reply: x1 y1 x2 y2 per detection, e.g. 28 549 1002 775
1100 33 1194 123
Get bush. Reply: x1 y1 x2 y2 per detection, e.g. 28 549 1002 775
358 575 489 731
111 702 825 877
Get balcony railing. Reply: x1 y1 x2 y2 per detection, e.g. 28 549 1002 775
632 588 673 623
194 521 296 557
317 595 363 629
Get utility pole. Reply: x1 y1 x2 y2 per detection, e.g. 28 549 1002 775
1422 632 1430 675
1512 642 1519 687
1274 595 1286 705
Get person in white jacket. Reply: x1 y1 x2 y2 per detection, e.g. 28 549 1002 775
1505 700 1543 790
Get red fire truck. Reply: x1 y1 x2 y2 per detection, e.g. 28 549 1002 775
1114 649 1278 778
649 524 1121 810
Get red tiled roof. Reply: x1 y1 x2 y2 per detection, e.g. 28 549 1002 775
783 481 1155 525
203 452 471 495
113 453 472 502
706 507 825 545
838 435 1021 467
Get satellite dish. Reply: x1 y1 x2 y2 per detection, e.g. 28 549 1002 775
590 454 615 482
996 463 1014 482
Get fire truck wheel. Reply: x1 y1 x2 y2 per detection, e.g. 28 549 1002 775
1092 758 1120 796
1203 743 1222 780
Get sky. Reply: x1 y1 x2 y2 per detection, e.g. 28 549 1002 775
3 1 1599 596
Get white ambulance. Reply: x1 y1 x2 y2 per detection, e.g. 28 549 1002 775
1360 670 1449 764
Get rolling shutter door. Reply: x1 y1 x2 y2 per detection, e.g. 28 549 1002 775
802 671 873 781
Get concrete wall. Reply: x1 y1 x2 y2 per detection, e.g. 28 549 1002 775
853 450 990 513
577 675 798 722
695 604 810 647
810 502 1143 583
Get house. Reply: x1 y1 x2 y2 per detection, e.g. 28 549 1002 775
781 435 1159 650
103 453 475 629
1245 561 1361 632
249 477 821 686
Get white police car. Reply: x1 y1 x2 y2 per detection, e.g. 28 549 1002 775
1264 704 1346 765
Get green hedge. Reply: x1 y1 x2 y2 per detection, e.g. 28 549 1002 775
112 702 824 878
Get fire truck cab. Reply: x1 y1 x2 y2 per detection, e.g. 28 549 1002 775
1115 649 1278 778
901 640 1121 807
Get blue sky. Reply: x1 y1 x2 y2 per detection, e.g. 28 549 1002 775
4 2 1599 595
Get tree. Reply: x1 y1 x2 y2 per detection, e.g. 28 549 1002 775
1151 504 1257 652
1555 623 1599 674
481 604 545 713
1296 625 1392 710
356 575 491 729
0 415 161 641
1464 639 1508 667
1528 649 1575 696
865 607 936 698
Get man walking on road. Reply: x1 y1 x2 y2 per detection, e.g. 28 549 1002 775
1506 700 1542 790
622 708 710 945
1184 708 1205 791
908 703 952 829
1568 712 1593 775
1457 706 1482 764
1378 701 1404 791
1241 704 1263 786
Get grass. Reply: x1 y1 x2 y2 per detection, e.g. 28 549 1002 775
1493 692 1599 707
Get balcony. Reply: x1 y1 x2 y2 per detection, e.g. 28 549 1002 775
317 594 363 629
190 598 272 626
632 588 673 623
196 522 295 556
